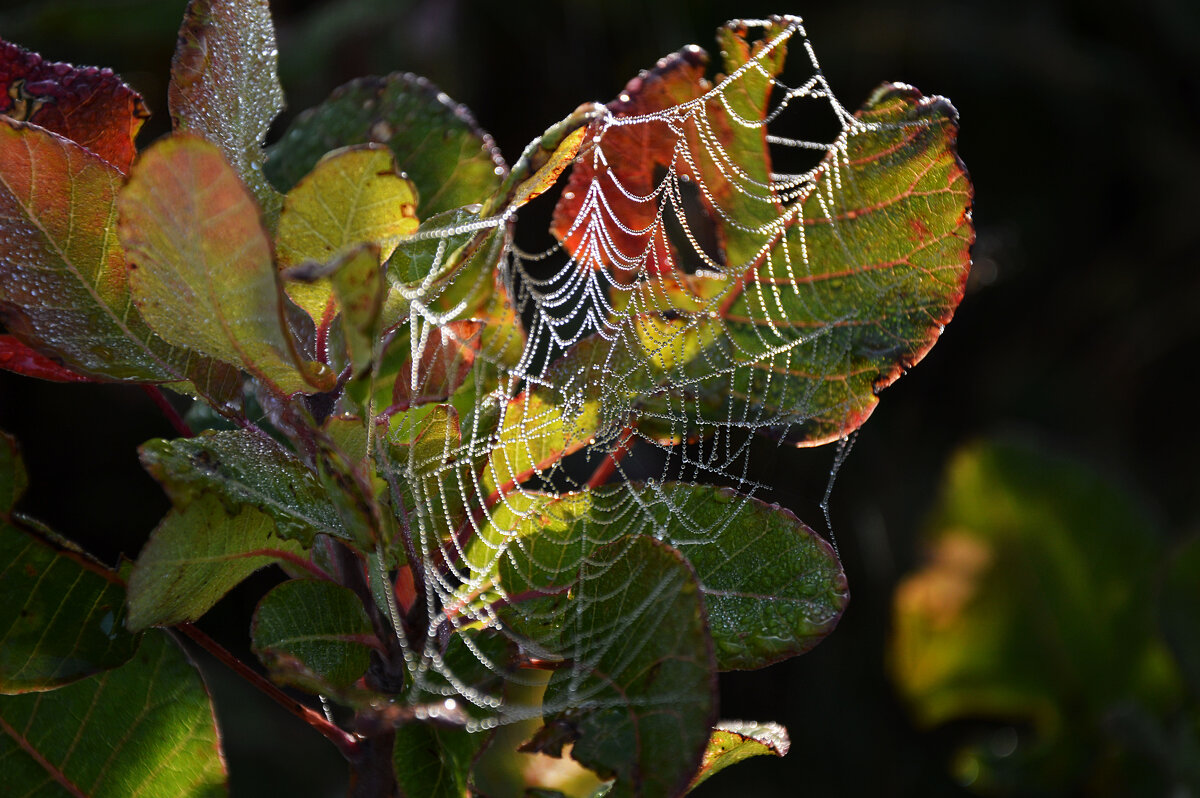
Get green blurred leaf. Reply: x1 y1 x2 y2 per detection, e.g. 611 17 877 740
126 494 306 631
139 429 345 546
169 0 285 218
330 244 388 376
265 72 506 217
0 630 226 797
251 578 374 693
0 119 240 397
687 720 790 791
1 430 25 514
119 133 333 396
275 145 417 328
511 536 715 798
891 438 1176 792
0 522 138 694
1162 536 1200 699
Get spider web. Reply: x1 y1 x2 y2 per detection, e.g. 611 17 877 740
369 14 965 731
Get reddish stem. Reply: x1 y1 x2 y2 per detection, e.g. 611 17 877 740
141 385 194 438
586 426 635 488
176 623 361 759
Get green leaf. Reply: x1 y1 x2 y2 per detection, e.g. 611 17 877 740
393 722 481 798
139 430 345 546
632 485 847 670
169 0 285 218
118 133 334 396
329 244 388 376
510 536 715 798
0 38 148 173
890 439 1174 790
1161 536 1200 699
0 522 138 694
0 119 240 397
1 430 25 514
266 72 506 217
717 81 973 444
470 484 846 672
481 335 621 497
0 630 226 797
275 145 417 328
687 721 790 791
251 578 374 693
126 494 307 631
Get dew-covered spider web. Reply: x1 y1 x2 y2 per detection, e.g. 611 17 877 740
367 14 970 733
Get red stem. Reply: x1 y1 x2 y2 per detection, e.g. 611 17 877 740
176 623 361 759
141 385 194 438
586 426 634 488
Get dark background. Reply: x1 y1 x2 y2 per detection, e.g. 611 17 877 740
1 0 1198 795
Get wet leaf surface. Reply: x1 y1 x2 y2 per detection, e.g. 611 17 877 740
169 0 284 217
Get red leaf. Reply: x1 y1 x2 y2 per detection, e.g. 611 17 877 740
393 320 483 409
0 334 94 383
0 39 148 173
550 47 714 283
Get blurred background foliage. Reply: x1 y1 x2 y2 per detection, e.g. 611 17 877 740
1 0 1198 795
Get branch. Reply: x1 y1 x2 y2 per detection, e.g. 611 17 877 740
175 623 361 759
141 385 194 438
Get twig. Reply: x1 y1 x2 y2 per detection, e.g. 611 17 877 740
586 426 635 488
175 623 361 759
141 385 194 438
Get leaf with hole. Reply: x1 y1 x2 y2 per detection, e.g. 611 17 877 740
1 37 148 172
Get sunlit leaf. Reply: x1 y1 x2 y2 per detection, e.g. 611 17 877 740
0 523 138 694
139 429 345 545
510 536 714 798
0 119 240 398
0 630 226 797
687 720 790 791
251 578 375 693
275 145 417 328
119 133 333 396
126 494 307 631
169 0 285 217
0 38 149 172
551 21 973 446
266 72 506 216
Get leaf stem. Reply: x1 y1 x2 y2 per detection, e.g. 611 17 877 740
175 623 361 759
586 426 634 488
141 384 194 438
